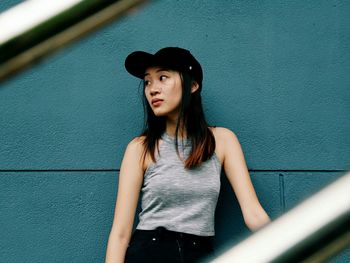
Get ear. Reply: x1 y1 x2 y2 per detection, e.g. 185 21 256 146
191 81 200 93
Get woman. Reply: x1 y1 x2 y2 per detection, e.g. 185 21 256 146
105 47 270 263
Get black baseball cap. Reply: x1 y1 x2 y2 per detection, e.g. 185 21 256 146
124 47 203 85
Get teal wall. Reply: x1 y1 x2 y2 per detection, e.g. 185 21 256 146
1 0 349 262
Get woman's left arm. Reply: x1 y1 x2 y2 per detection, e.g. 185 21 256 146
215 127 271 231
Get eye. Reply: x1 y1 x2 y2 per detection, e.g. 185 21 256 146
160 75 168 81
143 80 151 86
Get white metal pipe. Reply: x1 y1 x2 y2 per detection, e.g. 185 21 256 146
0 0 148 82
0 0 82 45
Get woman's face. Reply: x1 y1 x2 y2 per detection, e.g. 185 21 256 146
144 67 182 120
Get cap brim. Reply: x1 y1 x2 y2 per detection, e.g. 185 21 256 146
125 51 155 79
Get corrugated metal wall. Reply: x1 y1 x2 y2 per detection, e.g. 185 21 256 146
1 0 349 262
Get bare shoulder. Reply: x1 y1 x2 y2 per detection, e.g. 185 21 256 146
124 136 146 159
127 136 145 149
210 127 240 164
210 126 239 143
125 136 151 171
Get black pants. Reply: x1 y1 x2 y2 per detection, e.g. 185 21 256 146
125 227 215 263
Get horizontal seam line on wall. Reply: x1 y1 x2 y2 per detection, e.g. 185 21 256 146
250 169 348 172
0 169 347 173
0 169 119 172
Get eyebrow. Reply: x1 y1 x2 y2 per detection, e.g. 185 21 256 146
144 68 170 77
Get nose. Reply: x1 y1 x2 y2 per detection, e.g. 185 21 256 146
149 82 161 96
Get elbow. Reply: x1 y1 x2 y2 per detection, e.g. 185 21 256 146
105 229 131 263
243 206 271 231
108 228 131 246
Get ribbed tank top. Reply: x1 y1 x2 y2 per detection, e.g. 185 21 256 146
136 133 221 236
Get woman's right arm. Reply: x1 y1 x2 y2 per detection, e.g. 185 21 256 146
105 138 145 263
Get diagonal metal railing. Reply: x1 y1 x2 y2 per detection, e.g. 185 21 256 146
0 0 149 83
211 171 350 263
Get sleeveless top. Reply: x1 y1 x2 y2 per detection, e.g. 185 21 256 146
136 133 222 236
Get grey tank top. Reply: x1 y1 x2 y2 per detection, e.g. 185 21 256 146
136 133 222 236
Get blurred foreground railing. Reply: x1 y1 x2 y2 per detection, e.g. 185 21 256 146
211 171 350 263
0 0 148 83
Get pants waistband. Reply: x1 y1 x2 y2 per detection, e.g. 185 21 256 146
134 227 213 243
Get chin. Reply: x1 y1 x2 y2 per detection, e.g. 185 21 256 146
153 111 166 117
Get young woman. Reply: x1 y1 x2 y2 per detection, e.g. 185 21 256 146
105 47 270 263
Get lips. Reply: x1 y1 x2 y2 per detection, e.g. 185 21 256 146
151 98 163 106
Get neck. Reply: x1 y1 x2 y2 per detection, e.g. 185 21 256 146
166 117 186 138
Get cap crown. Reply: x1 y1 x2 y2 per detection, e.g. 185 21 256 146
125 47 203 85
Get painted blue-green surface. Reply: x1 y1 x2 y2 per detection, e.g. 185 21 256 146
0 171 116 263
1 0 349 262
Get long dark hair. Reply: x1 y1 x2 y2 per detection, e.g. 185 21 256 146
141 69 215 169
